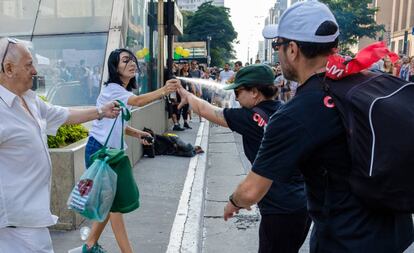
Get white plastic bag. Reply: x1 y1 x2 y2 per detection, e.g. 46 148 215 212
67 158 117 222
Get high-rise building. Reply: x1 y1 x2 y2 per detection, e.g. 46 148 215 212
176 0 224 12
258 40 265 62
263 0 303 63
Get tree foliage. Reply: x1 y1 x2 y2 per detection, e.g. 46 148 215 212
320 0 384 47
179 2 238 66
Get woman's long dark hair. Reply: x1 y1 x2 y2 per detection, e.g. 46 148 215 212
105 48 139 91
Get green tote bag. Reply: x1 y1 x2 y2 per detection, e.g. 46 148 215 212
90 100 140 213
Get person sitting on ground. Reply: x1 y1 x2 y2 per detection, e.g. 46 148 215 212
174 64 310 253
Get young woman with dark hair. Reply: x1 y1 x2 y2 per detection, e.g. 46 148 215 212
82 48 179 253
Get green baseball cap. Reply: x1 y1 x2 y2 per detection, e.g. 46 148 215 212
224 64 275 90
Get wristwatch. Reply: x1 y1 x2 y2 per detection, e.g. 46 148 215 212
97 106 105 120
229 194 242 209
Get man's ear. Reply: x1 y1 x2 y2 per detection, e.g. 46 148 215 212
288 42 300 62
3 62 14 78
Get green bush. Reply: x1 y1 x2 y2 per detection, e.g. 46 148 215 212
39 96 89 148
47 124 89 148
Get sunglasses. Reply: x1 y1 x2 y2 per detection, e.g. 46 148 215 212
1 38 18 72
271 40 292 51
234 87 246 97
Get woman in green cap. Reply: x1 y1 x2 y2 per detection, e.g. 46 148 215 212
173 64 310 253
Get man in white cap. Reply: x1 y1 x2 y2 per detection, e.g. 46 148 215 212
223 1 414 252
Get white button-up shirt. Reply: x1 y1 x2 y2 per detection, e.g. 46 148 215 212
0 85 69 228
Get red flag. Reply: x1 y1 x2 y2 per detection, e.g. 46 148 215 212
326 41 399 80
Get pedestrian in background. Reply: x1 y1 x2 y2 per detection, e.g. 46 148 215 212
218 63 234 84
224 1 414 252
383 56 394 74
176 64 310 253
83 48 179 253
399 56 410 81
0 37 120 253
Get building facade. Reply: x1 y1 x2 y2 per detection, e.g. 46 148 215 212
389 0 414 56
359 0 414 57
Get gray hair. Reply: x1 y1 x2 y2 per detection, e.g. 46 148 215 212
0 38 33 67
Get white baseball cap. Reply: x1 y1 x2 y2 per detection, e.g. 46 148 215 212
262 0 339 43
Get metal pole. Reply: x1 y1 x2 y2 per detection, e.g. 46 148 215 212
166 0 173 79
157 0 164 86
30 0 42 41
207 36 211 67
403 30 408 55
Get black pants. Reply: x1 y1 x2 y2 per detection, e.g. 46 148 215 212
172 104 189 122
179 104 189 121
259 211 311 253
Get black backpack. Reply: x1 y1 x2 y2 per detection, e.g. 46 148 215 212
325 71 414 212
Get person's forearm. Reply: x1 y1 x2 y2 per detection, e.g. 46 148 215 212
130 87 165 107
125 126 141 138
65 108 100 125
231 185 258 208
187 93 228 127
231 172 273 208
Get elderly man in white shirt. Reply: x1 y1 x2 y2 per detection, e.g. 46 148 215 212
0 38 120 253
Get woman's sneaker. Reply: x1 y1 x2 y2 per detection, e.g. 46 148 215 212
82 243 107 253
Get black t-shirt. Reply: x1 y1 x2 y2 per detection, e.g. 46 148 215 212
223 100 307 215
253 74 414 252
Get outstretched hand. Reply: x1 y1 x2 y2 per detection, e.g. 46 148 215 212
164 79 181 94
139 131 153 145
101 101 121 119
177 86 191 109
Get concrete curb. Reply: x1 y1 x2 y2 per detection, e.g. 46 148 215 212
166 120 210 253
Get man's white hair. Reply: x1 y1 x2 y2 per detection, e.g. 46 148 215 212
0 37 33 64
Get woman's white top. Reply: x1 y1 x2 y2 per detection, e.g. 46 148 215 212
89 83 134 149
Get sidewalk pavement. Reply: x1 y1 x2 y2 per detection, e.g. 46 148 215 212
51 120 202 253
202 126 260 253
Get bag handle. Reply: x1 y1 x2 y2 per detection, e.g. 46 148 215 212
103 100 131 149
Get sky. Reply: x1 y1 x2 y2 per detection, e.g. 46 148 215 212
225 0 275 63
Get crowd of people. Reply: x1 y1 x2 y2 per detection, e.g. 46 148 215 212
370 54 414 81
167 59 299 131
